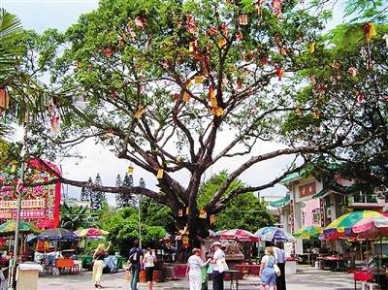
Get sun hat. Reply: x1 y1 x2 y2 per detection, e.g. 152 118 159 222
211 241 222 248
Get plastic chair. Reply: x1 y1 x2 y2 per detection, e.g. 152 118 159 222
354 270 374 290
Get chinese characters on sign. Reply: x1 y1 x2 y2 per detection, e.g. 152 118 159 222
299 182 316 198
0 159 61 229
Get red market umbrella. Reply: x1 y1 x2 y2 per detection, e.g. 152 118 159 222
219 229 259 242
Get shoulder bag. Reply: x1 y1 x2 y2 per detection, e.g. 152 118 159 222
273 263 281 277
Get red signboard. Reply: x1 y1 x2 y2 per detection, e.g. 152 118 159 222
0 159 61 229
299 182 316 198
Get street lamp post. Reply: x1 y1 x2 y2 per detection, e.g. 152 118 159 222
7 112 29 290
138 194 142 249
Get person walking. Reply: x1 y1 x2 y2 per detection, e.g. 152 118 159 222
128 240 144 290
210 241 225 290
273 243 286 290
92 241 112 288
186 248 211 290
259 246 277 290
142 248 156 290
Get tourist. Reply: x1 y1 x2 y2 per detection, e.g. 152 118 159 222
92 241 112 288
128 240 144 290
273 242 286 290
186 248 211 290
210 241 225 290
259 246 277 290
142 248 156 290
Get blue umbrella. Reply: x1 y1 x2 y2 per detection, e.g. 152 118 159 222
255 226 296 242
37 228 79 241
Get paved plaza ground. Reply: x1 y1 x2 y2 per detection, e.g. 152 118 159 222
36 265 359 290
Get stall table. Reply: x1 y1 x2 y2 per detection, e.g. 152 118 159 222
235 264 260 277
224 269 240 290
321 256 348 271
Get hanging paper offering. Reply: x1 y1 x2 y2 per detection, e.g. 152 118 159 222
135 16 148 28
239 14 248 25
134 106 146 119
182 92 191 103
347 67 357 77
363 23 376 42
0 88 10 111
309 42 316 54
210 214 216 224
275 67 284 81
127 166 134 174
199 209 207 219
156 168 164 179
218 37 227 48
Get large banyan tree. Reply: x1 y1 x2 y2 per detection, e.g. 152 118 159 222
4 0 387 242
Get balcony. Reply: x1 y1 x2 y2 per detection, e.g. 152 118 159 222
348 194 386 210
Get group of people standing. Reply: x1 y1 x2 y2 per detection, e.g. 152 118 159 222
186 241 287 290
92 240 156 290
92 240 286 290
186 241 226 290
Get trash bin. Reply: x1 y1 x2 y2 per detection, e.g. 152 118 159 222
16 263 43 290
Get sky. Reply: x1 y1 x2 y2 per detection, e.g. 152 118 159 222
0 0 331 205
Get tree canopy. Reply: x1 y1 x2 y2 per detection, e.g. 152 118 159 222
1 0 388 242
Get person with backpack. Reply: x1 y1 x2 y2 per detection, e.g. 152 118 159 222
128 240 144 290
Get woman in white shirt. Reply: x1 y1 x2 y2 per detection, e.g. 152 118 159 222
186 248 210 290
142 248 156 290
210 242 225 290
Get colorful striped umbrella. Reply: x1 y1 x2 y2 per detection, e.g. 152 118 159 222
255 226 296 242
74 228 109 239
218 229 259 242
351 216 388 239
323 210 383 237
293 226 322 239
0 220 40 233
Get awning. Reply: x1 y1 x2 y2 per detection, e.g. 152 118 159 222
269 194 291 208
312 187 332 199
279 172 303 184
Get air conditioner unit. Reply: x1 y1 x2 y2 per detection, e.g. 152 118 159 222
326 208 331 218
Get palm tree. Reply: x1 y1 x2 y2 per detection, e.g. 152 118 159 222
0 9 24 144
60 203 98 230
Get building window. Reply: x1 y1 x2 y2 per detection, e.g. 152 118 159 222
313 208 320 223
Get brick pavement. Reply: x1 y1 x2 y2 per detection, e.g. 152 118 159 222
36 266 358 290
